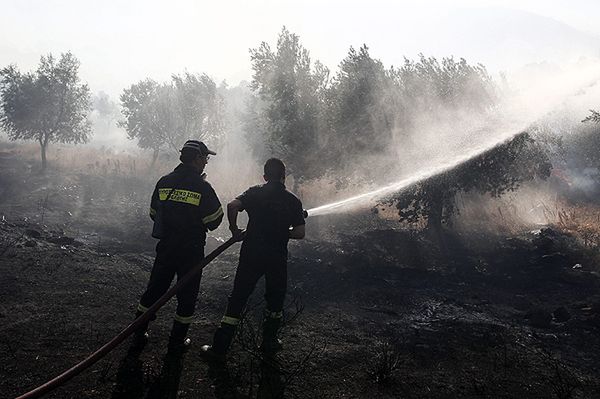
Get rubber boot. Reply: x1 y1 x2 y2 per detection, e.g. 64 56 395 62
130 310 150 351
260 316 282 355
200 323 236 362
168 320 191 352
214 323 237 353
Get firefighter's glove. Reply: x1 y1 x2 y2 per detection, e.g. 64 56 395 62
229 226 246 242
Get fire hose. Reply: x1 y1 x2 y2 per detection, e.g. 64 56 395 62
15 236 238 399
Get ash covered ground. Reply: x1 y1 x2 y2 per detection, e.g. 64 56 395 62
2 149 600 399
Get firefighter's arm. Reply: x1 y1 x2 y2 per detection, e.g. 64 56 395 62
289 198 306 239
149 184 159 221
201 186 224 231
289 224 305 239
203 209 223 231
227 199 245 241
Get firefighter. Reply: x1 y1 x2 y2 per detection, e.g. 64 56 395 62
201 158 305 360
132 140 224 351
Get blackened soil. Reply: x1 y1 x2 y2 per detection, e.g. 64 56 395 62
1 152 600 399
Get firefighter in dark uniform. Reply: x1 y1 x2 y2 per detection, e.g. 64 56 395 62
201 158 305 359
133 140 224 350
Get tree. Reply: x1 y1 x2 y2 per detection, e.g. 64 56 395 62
120 73 224 167
171 73 225 149
395 55 497 116
582 110 600 124
90 91 121 140
0 52 92 170
388 132 552 233
248 26 329 180
92 91 120 122
324 45 398 179
580 109 600 170
361 54 506 234
315 52 499 185
119 78 165 166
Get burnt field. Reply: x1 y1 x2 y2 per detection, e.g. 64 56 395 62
2 149 600 399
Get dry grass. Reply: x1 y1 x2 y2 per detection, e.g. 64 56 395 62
5 139 600 251
454 184 600 252
550 204 600 249
0 140 175 179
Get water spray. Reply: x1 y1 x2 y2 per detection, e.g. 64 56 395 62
304 65 600 218
305 129 524 217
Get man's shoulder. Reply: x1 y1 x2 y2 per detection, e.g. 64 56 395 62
157 170 209 190
158 166 186 181
199 178 217 193
155 173 173 187
186 175 217 196
241 184 264 195
284 189 302 205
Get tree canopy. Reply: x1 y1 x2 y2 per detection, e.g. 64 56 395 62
388 132 552 231
248 26 329 180
119 72 224 166
0 52 92 170
324 45 397 172
244 28 549 231
0 31 557 233
244 29 501 185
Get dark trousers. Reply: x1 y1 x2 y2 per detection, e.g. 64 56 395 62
139 238 204 324
212 247 287 353
225 248 288 319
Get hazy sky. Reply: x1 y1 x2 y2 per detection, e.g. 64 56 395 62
1 0 599 97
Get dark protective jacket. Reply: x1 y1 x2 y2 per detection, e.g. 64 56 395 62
237 181 305 256
149 164 223 244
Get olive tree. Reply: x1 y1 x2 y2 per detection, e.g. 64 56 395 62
387 132 552 232
248 27 329 180
0 52 92 170
120 73 224 167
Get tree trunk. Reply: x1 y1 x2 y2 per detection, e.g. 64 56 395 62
426 192 443 233
426 189 447 252
151 148 159 168
40 140 48 171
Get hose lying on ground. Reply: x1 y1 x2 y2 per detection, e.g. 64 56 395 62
16 236 238 399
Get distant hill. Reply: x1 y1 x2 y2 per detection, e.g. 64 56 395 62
432 7 600 71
